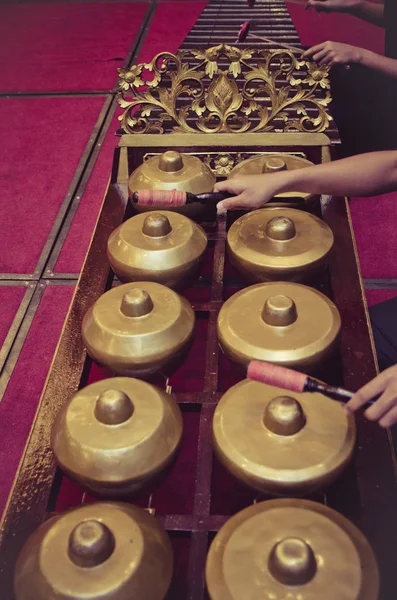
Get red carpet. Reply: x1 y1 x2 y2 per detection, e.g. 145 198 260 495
366 289 397 307
349 192 397 278
287 3 384 52
0 3 148 92
0 287 27 349
0 285 75 516
0 97 105 275
53 1 208 275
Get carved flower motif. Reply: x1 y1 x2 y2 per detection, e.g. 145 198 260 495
214 154 235 176
300 63 329 89
118 65 144 90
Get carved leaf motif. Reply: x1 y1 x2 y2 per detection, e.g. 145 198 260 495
116 45 334 135
206 73 242 116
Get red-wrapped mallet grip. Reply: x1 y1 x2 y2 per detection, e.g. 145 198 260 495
247 360 307 394
237 21 251 43
135 189 187 207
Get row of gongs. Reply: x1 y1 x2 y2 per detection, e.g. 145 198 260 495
50 376 354 497
81 279 341 378
15 499 379 600
88 203 338 378
108 204 333 290
13 152 373 599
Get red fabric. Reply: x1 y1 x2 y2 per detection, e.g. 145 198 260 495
0 285 75 516
54 1 208 274
287 4 384 52
0 287 27 348
366 289 397 307
349 192 397 278
0 3 148 92
0 97 104 274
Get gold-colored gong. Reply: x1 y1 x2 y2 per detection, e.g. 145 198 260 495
227 208 334 283
14 502 173 600
82 282 195 378
217 282 341 372
129 150 216 219
206 498 379 600
51 377 183 496
213 379 355 495
228 153 316 207
107 211 208 290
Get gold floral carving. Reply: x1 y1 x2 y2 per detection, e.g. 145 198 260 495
117 44 332 135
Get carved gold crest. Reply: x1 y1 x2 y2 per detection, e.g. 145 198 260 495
117 44 332 135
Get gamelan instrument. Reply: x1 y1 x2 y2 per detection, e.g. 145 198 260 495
217 282 341 372
228 153 317 207
107 211 208 290
212 379 355 495
206 499 379 600
128 150 216 219
14 502 173 600
51 377 183 496
248 360 375 407
82 281 195 378
227 207 334 283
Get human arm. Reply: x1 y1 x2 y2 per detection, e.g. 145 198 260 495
302 41 397 76
345 365 397 427
214 151 397 211
307 0 385 27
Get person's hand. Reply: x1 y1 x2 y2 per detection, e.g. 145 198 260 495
306 0 360 13
345 364 397 428
302 41 363 66
213 175 282 212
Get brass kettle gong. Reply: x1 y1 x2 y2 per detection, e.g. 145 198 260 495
129 150 216 219
82 282 195 378
14 502 173 600
206 498 379 600
51 377 183 496
107 211 208 290
227 208 334 283
213 379 356 495
228 153 316 207
217 282 341 372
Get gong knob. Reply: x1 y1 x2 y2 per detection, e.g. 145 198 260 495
262 295 297 327
120 288 154 318
268 537 317 585
263 157 287 173
94 389 134 425
264 396 306 436
68 520 115 568
265 216 296 241
142 213 172 237
158 150 183 172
